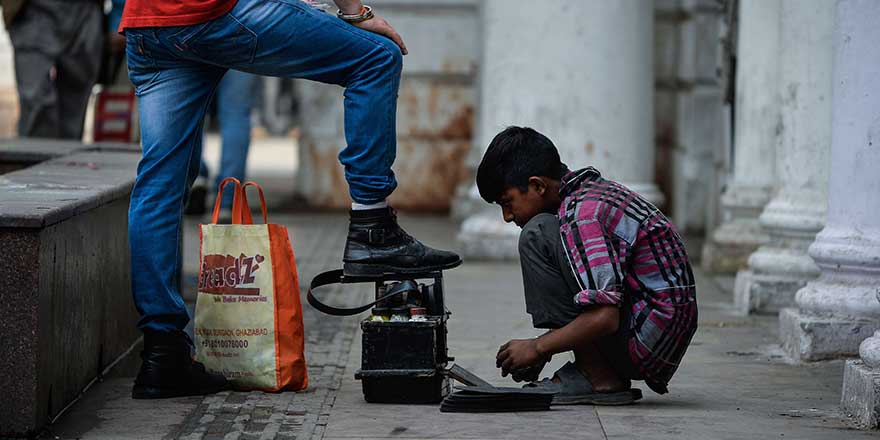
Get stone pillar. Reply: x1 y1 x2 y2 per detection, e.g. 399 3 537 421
843 332 880 429
458 0 657 259
667 0 728 237
733 0 833 314
778 0 880 364
701 0 780 273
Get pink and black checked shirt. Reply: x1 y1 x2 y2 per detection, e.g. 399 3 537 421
558 167 698 392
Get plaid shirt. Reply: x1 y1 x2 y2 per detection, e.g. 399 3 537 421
558 167 697 392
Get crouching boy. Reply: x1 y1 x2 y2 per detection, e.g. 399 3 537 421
479 126 698 405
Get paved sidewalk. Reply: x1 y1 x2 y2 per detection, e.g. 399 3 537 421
42 210 873 439
43 213 370 440
319 222 871 440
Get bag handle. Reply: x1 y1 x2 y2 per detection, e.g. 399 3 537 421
211 177 247 224
243 181 269 224
236 187 255 225
211 178 268 225
307 269 416 316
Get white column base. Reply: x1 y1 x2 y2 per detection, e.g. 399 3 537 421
702 219 768 273
779 308 879 361
456 211 520 260
733 245 819 314
733 269 806 315
842 360 880 429
702 182 773 273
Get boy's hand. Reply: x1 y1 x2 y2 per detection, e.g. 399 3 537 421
496 338 547 377
511 362 546 383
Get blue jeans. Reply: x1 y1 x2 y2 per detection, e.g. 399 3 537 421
198 70 258 210
126 0 402 332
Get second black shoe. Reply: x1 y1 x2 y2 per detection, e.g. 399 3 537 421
132 330 229 399
184 176 208 216
343 207 462 277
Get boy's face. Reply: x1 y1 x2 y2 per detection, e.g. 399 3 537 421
496 178 558 228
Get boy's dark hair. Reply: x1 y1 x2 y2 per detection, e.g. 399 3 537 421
476 126 567 202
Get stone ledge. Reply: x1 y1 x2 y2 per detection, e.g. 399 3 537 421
0 141 141 437
0 137 139 167
841 360 880 429
779 308 879 361
0 150 140 228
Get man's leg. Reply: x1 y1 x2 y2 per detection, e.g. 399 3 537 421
215 70 257 210
10 50 58 137
171 0 460 276
55 1 103 139
125 28 229 398
7 0 61 137
228 0 399 203
126 30 226 333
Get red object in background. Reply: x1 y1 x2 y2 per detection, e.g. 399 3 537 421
93 86 136 143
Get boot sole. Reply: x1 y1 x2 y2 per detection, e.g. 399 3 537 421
343 258 462 278
132 383 227 399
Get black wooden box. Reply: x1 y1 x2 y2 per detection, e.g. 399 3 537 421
355 318 450 403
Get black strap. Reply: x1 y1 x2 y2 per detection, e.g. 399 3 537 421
307 269 412 316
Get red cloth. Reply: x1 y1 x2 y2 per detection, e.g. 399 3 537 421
119 0 238 31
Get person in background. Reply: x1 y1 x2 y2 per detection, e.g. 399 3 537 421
106 0 128 77
2 0 103 139
185 70 258 217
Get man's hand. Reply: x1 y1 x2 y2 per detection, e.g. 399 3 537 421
352 13 408 55
496 339 547 377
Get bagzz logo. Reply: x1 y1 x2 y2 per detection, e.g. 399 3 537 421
199 253 265 295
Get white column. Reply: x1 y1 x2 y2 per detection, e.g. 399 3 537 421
733 0 833 314
778 0 880 366
843 331 880 429
0 19 18 137
701 0 780 274
458 0 658 259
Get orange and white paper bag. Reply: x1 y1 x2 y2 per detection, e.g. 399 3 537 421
194 178 307 391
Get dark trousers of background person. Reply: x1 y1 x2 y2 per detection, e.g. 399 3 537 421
7 0 103 139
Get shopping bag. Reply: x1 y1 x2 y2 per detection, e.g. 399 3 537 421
194 177 307 391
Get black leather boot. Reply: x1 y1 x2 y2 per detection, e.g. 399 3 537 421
132 330 228 399
343 207 462 277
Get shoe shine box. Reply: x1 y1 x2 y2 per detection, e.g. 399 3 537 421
355 277 451 403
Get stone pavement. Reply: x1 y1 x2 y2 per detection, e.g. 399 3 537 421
40 209 874 439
